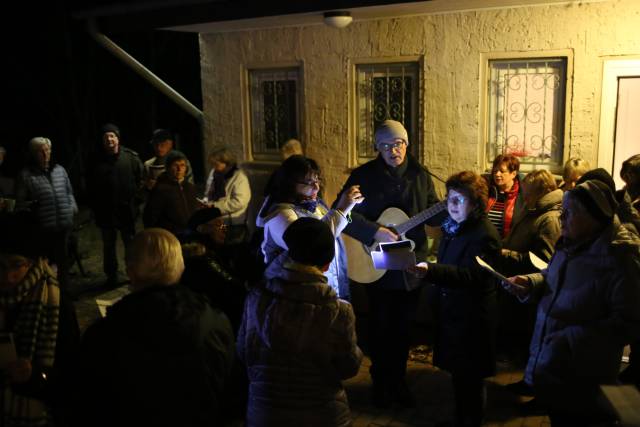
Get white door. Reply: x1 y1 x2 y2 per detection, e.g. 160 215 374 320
598 59 640 190
613 77 640 190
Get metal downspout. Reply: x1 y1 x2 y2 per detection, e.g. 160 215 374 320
87 19 203 124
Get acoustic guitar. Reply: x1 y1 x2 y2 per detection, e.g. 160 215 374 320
343 201 447 283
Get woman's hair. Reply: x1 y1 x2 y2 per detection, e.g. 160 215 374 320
281 139 303 160
208 147 237 168
492 154 520 174
446 170 489 217
621 154 640 182
125 228 185 287
270 155 321 204
522 170 557 200
562 158 590 182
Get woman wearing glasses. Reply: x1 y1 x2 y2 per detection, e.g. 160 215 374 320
257 155 363 299
407 171 501 427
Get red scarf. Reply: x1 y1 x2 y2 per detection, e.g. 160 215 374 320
486 179 520 237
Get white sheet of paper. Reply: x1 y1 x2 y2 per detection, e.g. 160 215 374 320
371 249 416 270
475 256 526 289
96 297 123 318
529 252 549 271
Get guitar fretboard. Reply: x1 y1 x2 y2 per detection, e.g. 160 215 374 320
395 201 447 235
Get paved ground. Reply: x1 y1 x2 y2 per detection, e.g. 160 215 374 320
66 209 550 426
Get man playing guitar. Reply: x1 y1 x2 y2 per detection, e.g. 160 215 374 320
334 120 443 408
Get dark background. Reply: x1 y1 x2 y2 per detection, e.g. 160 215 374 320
4 2 203 203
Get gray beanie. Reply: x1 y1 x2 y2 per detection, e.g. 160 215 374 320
570 180 618 224
374 120 409 146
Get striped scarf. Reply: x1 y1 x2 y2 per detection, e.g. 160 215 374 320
0 258 61 427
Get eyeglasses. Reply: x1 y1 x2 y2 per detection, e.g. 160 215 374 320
446 195 468 206
377 141 406 152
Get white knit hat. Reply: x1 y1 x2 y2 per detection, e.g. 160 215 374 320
374 120 409 146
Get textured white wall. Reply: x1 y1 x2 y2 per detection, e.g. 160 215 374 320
199 0 640 204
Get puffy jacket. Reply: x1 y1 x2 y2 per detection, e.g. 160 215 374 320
525 218 640 413
15 164 77 231
237 253 363 427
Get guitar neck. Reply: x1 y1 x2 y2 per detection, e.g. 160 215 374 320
395 201 447 235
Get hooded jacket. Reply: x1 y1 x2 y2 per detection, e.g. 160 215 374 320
237 253 363 427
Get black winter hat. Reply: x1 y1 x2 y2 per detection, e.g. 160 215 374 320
570 179 618 225
576 168 616 195
101 123 120 138
150 129 174 145
283 217 335 267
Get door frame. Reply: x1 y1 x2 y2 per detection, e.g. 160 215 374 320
597 58 640 172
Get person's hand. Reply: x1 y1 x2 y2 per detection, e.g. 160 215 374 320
501 275 531 299
7 359 32 384
145 178 157 190
406 262 429 278
374 226 398 243
335 185 365 213
501 248 510 256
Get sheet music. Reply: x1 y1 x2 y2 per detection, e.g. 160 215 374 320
371 240 416 270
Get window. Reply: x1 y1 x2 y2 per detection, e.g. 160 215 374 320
486 58 567 172
249 67 300 159
355 62 419 162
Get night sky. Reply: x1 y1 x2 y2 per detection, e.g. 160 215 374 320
5 1 203 201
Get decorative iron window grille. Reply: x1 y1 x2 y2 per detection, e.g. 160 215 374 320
487 58 567 171
249 68 300 159
356 62 419 162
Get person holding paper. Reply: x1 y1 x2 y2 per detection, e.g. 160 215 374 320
407 171 500 427
334 120 441 408
501 180 640 426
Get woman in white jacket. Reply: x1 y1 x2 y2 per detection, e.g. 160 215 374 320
256 155 362 299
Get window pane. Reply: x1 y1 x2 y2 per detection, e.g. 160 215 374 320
487 58 566 171
356 63 418 162
250 68 300 158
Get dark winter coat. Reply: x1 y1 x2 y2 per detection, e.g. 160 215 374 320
143 173 200 235
500 188 562 276
525 218 640 414
336 154 441 289
88 147 143 229
237 253 363 427
424 215 501 378
72 285 235 427
15 164 77 232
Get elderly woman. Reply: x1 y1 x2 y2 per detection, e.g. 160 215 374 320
256 155 363 300
408 171 501 427
503 180 640 426
202 147 251 245
15 137 77 290
73 228 235 427
0 218 79 427
485 154 525 238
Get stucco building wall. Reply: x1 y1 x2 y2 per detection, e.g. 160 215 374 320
199 0 640 204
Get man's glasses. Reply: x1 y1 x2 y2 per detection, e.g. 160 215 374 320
377 141 406 152
446 195 467 206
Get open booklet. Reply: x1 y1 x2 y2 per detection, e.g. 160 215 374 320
371 240 416 270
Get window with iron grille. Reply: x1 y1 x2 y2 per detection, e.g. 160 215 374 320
249 68 300 159
486 58 567 172
356 62 419 162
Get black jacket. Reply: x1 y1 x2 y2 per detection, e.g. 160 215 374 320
71 285 235 427
88 147 143 228
425 215 501 377
143 173 200 235
335 154 441 289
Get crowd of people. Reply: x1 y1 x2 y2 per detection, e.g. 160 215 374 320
0 121 639 427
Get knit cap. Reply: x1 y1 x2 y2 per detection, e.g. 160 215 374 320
570 179 618 224
101 123 120 138
283 217 335 267
374 120 409 146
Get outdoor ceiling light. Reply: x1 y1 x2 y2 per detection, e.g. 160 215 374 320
323 11 353 29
